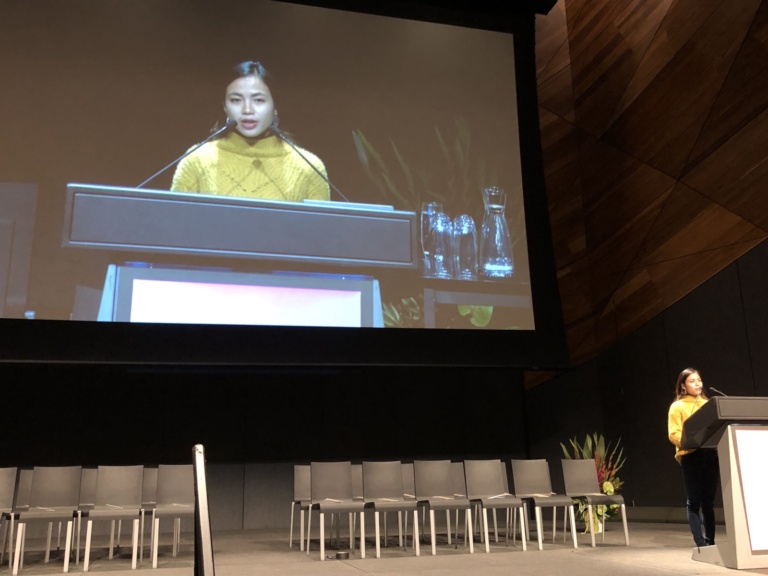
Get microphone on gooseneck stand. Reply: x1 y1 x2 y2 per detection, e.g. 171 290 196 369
136 119 237 189
709 387 728 397
270 124 351 202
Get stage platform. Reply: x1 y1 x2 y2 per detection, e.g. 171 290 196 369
7 521 761 576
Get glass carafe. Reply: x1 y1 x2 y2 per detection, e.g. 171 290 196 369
480 186 514 278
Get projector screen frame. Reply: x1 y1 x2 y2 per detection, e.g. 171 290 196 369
0 0 567 369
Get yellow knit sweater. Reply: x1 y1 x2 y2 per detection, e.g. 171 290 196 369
668 394 708 463
170 132 330 202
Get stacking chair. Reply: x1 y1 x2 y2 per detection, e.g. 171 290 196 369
413 460 474 556
463 460 527 553
510 459 577 549
288 465 310 551
305 462 365 561
1 468 18 568
139 467 158 563
151 465 194 568
82 465 144 571
12 466 82 575
361 461 420 558
561 459 629 548
2 469 31 570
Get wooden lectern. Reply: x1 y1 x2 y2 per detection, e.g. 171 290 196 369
681 396 768 569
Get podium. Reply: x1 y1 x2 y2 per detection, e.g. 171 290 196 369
681 397 768 569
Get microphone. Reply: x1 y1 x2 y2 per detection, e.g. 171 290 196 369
136 119 237 189
270 125 350 202
709 387 728 396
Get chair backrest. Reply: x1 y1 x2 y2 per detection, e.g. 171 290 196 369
29 466 82 508
0 467 18 511
451 461 467 497
362 461 404 500
352 464 363 500
310 461 353 502
401 463 415 498
14 469 33 510
413 460 454 499
80 468 98 508
510 459 554 495
94 465 144 507
142 467 158 508
156 464 194 506
561 459 600 495
293 465 311 501
464 459 505 499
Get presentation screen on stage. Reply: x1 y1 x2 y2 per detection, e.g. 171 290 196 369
0 0 567 367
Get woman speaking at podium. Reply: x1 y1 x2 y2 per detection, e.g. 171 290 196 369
171 61 331 202
667 368 719 549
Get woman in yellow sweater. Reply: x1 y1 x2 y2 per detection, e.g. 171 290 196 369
171 61 331 202
667 368 719 548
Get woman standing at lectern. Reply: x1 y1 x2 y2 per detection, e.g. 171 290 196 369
667 367 719 548
171 60 331 202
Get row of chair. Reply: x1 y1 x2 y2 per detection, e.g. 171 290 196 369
290 459 629 561
0 465 194 574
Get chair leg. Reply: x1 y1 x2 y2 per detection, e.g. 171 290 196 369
535 506 543 550
518 507 527 551
289 502 295 548
109 520 116 559
621 504 630 546
482 508 490 553
63 520 72 573
587 504 595 548
398 511 403 547
465 508 474 554
305 508 312 556
374 511 381 558
412 510 420 556
445 510 451 545
359 511 365 559
429 510 436 556
492 509 499 543
131 519 139 569
84 520 93 572
299 509 305 552
152 517 159 568
319 512 325 561
552 507 557 543
569 505 578 548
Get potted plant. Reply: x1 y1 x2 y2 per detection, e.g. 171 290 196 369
560 432 626 533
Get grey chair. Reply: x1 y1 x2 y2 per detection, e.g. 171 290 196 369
362 461 420 558
139 466 158 563
0 468 18 568
413 460 474 556
82 465 144 571
12 466 82 575
289 465 310 551
151 465 194 568
2 469 31 570
305 462 365 561
511 459 578 549
561 459 629 548
464 460 527 553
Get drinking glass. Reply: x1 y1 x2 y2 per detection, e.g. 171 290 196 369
420 201 443 277
429 212 453 279
452 214 478 280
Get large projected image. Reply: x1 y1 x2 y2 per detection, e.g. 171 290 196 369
0 0 532 332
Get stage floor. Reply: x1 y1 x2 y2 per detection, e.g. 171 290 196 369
7 522 765 576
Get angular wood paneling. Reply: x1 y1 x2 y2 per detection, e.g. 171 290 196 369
535 0 768 374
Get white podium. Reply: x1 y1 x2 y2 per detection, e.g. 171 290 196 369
681 397 768 569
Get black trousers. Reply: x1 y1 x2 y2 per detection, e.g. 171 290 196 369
680 448 719 547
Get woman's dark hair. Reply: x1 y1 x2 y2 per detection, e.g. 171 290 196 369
674 367 708 400
233 60 268 80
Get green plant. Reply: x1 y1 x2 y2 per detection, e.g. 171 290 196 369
561 433 626 531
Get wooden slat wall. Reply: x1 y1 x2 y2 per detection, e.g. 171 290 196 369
533 0 768 378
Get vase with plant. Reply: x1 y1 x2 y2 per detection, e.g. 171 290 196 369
560 432 626 533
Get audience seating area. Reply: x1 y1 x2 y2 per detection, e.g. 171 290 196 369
294 459 630 561
0 465 193 574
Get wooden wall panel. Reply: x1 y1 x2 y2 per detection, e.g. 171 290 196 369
533 0 768 376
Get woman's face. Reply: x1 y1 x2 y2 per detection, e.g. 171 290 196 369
682 371 703 396
223 75 275 139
